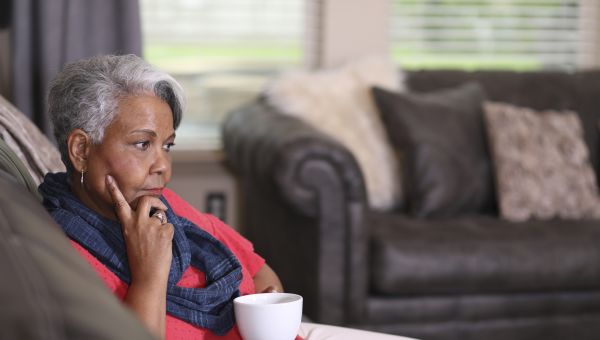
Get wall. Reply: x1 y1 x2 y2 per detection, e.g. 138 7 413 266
579 0 600 68
168 150 240 230
304 0 390 68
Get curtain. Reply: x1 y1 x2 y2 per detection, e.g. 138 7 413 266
0 1 10 29
10 0 142 137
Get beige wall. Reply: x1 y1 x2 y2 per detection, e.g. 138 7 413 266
304 0 391 69
168 150 241 230
579 0 600 69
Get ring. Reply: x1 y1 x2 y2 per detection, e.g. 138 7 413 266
152 211 167 224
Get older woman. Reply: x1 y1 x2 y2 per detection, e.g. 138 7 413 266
39 55 410 340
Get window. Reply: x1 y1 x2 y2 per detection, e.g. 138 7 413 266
391 0 598 70
140 0 304 149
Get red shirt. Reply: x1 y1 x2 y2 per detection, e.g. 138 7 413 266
70 188 266 340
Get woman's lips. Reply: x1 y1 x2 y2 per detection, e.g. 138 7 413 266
143 188 164 196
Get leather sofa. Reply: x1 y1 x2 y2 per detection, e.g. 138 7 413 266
222 70 600 340
0 137 154 339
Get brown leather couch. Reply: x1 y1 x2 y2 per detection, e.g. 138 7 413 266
222 70 600 340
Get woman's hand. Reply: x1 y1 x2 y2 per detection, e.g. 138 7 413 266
253 263 284 294
259 285 280 293
106 175 173 284
106 174 173 339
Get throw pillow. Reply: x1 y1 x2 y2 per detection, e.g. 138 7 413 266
372 82 496 218
484 102 600 221
263 57 404 210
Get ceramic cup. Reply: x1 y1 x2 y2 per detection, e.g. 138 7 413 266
233 292 303 340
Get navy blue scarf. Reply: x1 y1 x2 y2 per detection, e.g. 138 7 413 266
39 172 242 335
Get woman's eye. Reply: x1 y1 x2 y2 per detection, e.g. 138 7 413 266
163 143 175 152
134 141 150 150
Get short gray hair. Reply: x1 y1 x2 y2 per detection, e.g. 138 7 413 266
47 54 185 171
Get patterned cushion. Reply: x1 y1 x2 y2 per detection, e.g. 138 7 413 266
264 57 404 210
484 102 600 221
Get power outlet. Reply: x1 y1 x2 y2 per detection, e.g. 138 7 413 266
205 192 227 223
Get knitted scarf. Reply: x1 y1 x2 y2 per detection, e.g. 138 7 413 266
39 172 242 335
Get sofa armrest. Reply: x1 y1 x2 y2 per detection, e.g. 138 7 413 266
223 99 368 324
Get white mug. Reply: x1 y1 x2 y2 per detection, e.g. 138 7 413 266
234 293 303 340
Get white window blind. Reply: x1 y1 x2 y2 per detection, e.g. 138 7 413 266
140 0 304 149
391 0 599 70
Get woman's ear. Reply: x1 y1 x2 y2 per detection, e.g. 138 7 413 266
67 129 91 173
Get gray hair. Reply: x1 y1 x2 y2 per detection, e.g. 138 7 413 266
47 54 185 171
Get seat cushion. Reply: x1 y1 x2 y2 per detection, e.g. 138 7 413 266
369 212 600 295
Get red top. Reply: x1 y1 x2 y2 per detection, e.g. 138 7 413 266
70 188 265 340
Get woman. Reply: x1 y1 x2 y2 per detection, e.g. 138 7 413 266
39 55 409 340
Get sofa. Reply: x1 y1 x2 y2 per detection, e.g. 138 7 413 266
222 69 600 340
0 116 155 339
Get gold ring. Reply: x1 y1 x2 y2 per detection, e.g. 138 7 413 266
152 211 167 224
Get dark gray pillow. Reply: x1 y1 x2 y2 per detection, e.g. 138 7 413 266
372 82 495 218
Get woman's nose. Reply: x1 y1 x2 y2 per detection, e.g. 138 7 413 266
151 148 170 174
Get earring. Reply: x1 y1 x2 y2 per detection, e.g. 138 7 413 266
80 169 85 185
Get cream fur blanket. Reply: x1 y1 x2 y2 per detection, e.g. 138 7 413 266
264 57 403 210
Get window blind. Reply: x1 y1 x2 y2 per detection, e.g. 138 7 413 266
391 0 599 70
140 0 303 148
141 0 302 50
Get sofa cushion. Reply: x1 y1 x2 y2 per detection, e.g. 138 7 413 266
372 82 496 217
369 212 600 295
0 172 153 339
484 102 600 221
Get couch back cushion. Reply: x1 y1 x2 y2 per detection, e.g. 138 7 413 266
0 172 153 340
406 70 600 182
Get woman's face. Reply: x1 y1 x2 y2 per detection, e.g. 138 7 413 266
77 94 175 219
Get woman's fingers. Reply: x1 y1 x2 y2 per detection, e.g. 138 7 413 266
136 196 169 222
106 175 168 224
260 285 280 293
106 175 132 222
